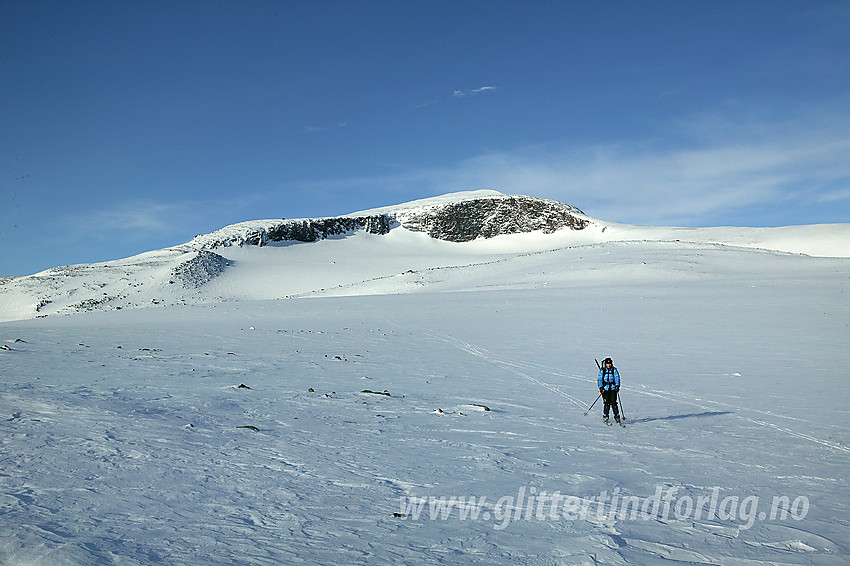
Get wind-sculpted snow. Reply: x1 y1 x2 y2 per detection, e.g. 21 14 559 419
1 270 848 564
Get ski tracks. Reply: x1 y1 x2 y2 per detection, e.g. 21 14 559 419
416 328 588 412
405 323 850 455
749 419 849 453
628 384 850 454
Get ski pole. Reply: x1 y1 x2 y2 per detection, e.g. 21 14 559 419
618 391 626 420
585 358 603 416
583 393 601 416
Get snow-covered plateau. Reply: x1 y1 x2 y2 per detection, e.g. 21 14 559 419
1 191 849 565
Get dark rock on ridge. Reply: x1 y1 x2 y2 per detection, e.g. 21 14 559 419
171 251 231 288
399 195 588 242
198 215 395 249
196 194 588 250
256 215 394 245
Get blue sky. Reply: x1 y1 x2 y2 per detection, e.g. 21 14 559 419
2 1 849 275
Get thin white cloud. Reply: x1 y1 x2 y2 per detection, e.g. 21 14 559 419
453 86 498 98
303 122 348 134
448 136 850 224
818 187 850 203
63 109 849 242
60 194 275 244
298 108 850 226
63 202 184 240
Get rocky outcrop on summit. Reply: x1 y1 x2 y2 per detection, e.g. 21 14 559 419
190 194 589 250
259 215 394 245
191 215 394 250
397 196 589 242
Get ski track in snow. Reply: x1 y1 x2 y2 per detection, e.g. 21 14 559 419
417 327 589 411
415 325 849 455
373 288 849 563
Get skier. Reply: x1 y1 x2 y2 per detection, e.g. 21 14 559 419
598 357 621 425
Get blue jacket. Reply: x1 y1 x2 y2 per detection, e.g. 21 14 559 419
598 367 620 391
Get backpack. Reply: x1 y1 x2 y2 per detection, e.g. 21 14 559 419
601 366 617 386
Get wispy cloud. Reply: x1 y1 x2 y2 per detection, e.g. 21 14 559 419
300 108 850 226
61 109 850 241
62 202 186 241
412 86 497 109
459 139 848 224
60 194 276 244
303 122 348 134
817 184 850 203
452 85 498 98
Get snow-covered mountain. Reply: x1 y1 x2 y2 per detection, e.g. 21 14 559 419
2 190 849 564
2 190 848 322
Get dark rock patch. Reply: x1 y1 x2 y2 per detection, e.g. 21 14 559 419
399 196 588 242
170 251 230 289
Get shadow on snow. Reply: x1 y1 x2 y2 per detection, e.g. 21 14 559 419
625 411 733 424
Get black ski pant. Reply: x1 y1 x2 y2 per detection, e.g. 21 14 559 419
602 390 620 419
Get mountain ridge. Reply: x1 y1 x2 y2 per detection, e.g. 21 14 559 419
185 191 589 250
1 190 849 322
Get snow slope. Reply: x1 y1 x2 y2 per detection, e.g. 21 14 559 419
1 191 849 564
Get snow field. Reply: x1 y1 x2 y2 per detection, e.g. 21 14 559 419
1 241 848 564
